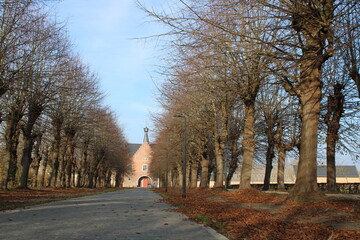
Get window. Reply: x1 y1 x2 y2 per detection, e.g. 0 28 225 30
142 164 148 172
143 157 148 161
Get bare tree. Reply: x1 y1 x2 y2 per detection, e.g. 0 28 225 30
320 28 360 192
61 59 101 188
83 108 129 188
339 4 360 97
0 1 129 190
0 0 42 188
18 10 70 188
274 113 300 190
254 0 352 200
225 106 243 189
1 85 25 188
0 0 38 98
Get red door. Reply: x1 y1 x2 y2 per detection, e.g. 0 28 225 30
142 178 148 187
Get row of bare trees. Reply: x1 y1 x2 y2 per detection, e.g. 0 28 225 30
0 0 130 189
141 0 360 200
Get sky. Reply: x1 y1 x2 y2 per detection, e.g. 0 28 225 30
50 1 359 169
51 0 167 144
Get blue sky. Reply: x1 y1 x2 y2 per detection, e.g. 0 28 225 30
51 0 167 143
50 1 359 169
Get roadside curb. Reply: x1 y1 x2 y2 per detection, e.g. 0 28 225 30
203 225 229 240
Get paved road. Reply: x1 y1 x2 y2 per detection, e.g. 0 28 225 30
0 188 228 240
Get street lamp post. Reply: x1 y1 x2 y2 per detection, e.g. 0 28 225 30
174 114 187 198
165 151 169 193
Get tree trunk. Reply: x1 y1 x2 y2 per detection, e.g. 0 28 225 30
32 155 41 188
213 102 229 189
59 144 67 188
225 129 242 189
40 148 49 187
190 160 198 188
286 0 334 201
105 169 112 188
76 169 81 188
239 101 255 189
89 155 102 188
32 135 42 187
289 80 323 199
19 105 42 189
199 150 210 188
49 119 62 187
348 35 360 97
88 172 94 188
72 166 76 187
4 127 21 189
48 146 60 187
186 161 191 189
263 142 275 191
115 170 122 188
225 155 238 189
65 138 75 188
275 122 297 190
64 127 76 188
325 83 344 192
213 133 224 188
77 142 89 187
4 107 23 189
263 123 275 191
93 175 98 188
277 147 286 190
275 122 285 190
326 137 336 192
177 163 183 188
349 65 360 98
171 168 177 187
19 137 35 189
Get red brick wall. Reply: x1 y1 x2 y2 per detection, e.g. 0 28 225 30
123 141 154 187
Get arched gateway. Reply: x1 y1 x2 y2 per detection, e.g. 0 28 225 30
138 176 152 187
122 128 156 188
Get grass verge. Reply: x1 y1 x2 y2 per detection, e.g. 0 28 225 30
0 187 124 211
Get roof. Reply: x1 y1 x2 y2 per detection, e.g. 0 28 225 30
128 143 141 155
128 143 156 156
248 165 296 184
230 165 360 185
293 165 360 178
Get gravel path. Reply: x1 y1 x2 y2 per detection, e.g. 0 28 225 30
0 188 228 240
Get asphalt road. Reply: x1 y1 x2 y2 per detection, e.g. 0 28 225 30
0 188 228 240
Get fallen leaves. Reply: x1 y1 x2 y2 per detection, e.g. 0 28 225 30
0 187 121 211
155 188 360 240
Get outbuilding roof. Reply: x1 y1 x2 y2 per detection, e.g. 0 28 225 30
230 165 360 185
293 165 360 178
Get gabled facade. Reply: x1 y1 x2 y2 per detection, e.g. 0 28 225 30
123 128 155 188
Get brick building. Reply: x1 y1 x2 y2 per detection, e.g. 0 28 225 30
122 128 156 188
